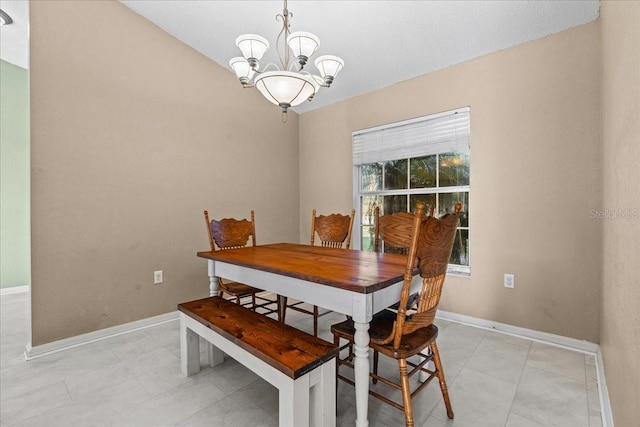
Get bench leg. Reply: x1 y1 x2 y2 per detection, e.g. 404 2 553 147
280 375 310 427
311 359 337 427
180 316 201 377
324 360 337 426
279 361 336 427
207 343 224 367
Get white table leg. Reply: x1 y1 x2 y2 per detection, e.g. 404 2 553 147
206 259 223 362
353 321 370 427
208 259 218 297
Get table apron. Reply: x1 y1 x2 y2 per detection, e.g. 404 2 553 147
213 260 421 322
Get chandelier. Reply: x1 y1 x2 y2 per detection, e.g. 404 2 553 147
229 0 344 122
0 9 13 25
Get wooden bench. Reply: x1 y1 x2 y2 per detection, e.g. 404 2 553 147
178 296 338 427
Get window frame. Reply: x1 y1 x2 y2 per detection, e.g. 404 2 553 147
351 108 471 277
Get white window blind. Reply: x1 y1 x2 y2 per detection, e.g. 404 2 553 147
352 107 470 165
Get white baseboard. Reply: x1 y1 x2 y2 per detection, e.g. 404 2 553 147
0 285 29 296
436 309 612 427
436 309 599 353
24 311 179 361
21 292 274 361
595 347 614 427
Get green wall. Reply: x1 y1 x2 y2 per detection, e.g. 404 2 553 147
0 59 30 288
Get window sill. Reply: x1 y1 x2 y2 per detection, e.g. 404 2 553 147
447 267 471 278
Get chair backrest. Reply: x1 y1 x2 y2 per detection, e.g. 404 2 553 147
204 210 257 251
310 209 356 249
374 205 434 253
371 202 461 350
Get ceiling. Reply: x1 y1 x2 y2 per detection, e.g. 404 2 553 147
0 0 29 69
1 1 599 114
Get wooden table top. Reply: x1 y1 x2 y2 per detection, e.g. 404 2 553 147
197 243 413 294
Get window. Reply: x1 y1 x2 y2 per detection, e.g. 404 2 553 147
353 108 470 275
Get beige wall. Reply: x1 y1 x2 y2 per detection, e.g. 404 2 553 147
300 22 602 342
600 1 640 425
29 1 299 345
27 0 639 421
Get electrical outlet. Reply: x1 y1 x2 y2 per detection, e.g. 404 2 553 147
504 273 514 288
154 270 163 285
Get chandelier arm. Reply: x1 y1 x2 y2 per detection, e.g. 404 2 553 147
256 62 281 74
301 72 330 88
288 62 302 72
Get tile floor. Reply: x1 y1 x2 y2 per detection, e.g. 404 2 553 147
1 291 602 426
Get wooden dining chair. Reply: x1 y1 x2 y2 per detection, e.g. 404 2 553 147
281 208 355 337
203 210 279 316
331 202 461 427
372 203 435 318
374 204 434 254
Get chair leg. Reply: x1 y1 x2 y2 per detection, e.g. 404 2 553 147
235 295 241 305
431 341 454 419
372 350 379 384
313 305 319 337
251 293 257 311
281 296 288 323
345 315 354 360
333 335 341 393
398 358 414 427
276 295 282 322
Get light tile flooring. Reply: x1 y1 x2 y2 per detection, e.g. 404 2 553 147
1 291 602 426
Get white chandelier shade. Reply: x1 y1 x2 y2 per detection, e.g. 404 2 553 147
254 71 319 108
235 34 269 64
229 57 255 84
315 55 344 82
287 32 320 64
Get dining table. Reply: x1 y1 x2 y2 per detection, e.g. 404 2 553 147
197 242 421 427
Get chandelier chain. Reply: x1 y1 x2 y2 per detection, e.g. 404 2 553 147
275 0 293 71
